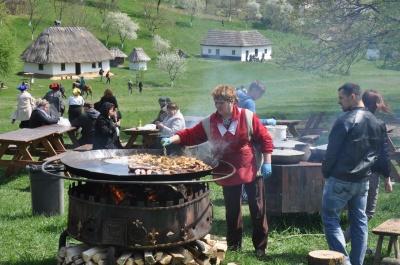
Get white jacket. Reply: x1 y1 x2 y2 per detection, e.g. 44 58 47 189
11 91 35 121
159 110 186 137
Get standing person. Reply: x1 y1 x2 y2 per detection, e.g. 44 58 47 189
155 102 186 155
161 85 273 256
10 84 36 128
99 88 119 109
128 79 133 94
236 80 276 125
70 102 100 146
29 99 59 128
67 88 84 122
93 102 123 150
343 89 393 253
139 81 143 94
106 71 111 84
321 82 385 265
99 68 104 83
152 97 171 124
43 83 65 118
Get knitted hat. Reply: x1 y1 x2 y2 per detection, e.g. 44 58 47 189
17 85 27 91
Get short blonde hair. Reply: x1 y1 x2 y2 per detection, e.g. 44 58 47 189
72 88 81 96
36 98 49 109
211 85 239 103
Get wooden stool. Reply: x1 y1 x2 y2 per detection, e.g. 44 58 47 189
372 218 400 265
308 250 345 265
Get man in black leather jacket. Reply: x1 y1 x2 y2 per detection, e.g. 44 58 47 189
321 82 384 265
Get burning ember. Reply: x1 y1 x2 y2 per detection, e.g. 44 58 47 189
109 185 132 205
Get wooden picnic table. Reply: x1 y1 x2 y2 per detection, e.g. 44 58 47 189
276 119 301 138
0 125 77 177
123 128 160 149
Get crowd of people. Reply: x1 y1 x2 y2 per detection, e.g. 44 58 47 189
8 76 395 264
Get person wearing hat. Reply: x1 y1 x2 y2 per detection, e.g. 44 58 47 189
67 88 85 122
71 102 100 146
152 97 171 124
10 84 36 128
43 82 65 118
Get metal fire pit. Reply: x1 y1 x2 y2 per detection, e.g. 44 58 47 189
66 182 212 249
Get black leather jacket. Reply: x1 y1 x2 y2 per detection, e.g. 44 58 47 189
322 107 384 182
370 120 391 178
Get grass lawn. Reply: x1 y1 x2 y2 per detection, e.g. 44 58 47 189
1 1 400 264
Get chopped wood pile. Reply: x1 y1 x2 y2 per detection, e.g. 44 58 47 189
56 235 227 265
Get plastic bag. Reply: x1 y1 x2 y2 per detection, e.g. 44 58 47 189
57 117 71 127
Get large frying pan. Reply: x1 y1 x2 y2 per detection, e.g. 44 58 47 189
59 149 220 181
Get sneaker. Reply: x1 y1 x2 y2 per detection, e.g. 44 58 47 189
255 249 265 257
366 247 375 255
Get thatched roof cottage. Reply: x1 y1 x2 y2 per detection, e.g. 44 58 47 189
21 26 113 77
126 47 151 70
201 30 273 61
109 47 127 68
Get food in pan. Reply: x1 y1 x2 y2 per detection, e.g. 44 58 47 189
123 154 212 175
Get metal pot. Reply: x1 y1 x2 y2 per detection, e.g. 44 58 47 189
271 149 305 164
309 144 327 162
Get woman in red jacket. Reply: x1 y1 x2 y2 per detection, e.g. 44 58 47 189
161 84 273 257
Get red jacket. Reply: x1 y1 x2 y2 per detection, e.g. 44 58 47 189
176 106 273 186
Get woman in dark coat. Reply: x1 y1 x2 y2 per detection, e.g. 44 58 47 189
93 102 122 150
29 99 59 128
99 88 118 109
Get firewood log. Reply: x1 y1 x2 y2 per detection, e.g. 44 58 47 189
167 248 185 265
144 250 156 265
158 253 172 265
125 257 134 265
92 253 108 263
193 253 210 265
172 246 195 265
117 251 132 265
82 246 107 262
133 251 144 265
155 251 164 261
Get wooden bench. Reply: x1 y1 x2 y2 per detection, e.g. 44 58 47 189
372 218 400 265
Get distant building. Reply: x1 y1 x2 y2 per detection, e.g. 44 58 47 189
109 47 127 68
21 26 113 76
126 47 151 70
200 30 273 62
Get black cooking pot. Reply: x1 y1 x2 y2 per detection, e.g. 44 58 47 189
59 149 220 182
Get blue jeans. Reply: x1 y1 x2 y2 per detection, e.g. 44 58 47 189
322 177 369 265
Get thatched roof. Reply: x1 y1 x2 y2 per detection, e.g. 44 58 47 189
110 47 127 58
201 30 273 47
21 26 113 64
126 47 151 62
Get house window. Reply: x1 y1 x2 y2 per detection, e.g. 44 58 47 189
232 50 235 55
61 63 65 71
38 64 44 70
208 49 211 54
264 49 268 54
216 49 220 55
98 62 103 68
255 49 258 57
92 62 96 68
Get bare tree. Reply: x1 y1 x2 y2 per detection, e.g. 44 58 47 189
143 4 174 36
277 0 400 76
106 11 139 48
27 1 47 40
181 0 205 27
47 0 69 22
157 53 187 87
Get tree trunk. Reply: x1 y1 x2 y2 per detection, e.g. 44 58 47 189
308 250 345 265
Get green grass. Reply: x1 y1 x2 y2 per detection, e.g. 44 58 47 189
1 1 400 264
